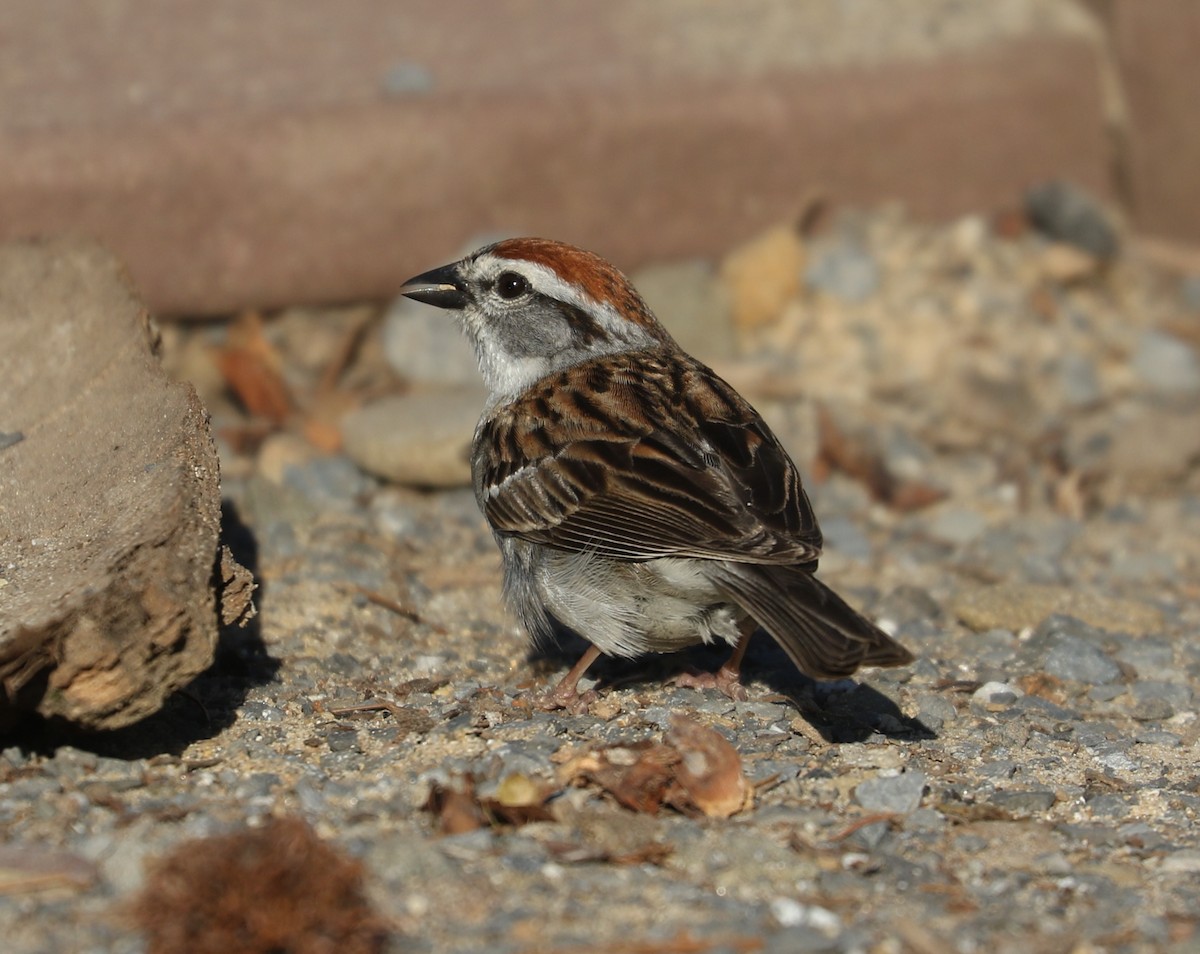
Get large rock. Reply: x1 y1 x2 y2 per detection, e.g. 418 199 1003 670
0 239 245 730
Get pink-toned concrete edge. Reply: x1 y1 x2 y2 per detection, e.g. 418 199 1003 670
1106 0 1200 246
1 37 1110 315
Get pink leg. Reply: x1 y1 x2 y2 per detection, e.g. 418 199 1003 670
674 622 755 701
534 644 602 713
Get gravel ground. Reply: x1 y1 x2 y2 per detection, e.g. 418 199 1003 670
3 204 1200 953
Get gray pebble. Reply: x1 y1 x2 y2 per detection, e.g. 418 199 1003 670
1130 680 1191 718
340 388 485 488
979 760 1017 779
926 508 988 547
1036 623 1122 686
854 770 926 815
630 260 735 364
987 790 1057 813
383 294 479 386
326 727 360 753
1132 330 1200 396
805 239 880 302
819 515 873 563
734 700 789 723
1025 180 1119 259
1054 351 1103 409
282 456 372 510
1134 729 1181 747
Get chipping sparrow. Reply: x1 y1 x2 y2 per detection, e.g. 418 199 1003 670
401 238 913 709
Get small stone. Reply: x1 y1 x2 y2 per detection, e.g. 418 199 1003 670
1160 849 1200 874
926 508 988 547
720 225 806 330
1038 242 1101 285
951 584 1164 636
987 790 1057 814
979 760 1017 779
281 456 372 510
383 294 479 386
769 899 841 936
818 515 872 563
972 681 1023 711
1054 352 1103 409
1025 180 1120 259
914 694 957 732
1134 729 1181 747
631 260 735 363
854 770 926 815
326 728 360 753
733 700 788 723
1132 330 1200 396
1044 638 1122 687
340 387 486 487
256 432 319 484
804 238 880 302
873 585 941 627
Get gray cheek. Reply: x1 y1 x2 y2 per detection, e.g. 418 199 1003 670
494 306 571 358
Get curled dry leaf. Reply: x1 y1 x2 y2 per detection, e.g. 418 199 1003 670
558 715 752 818
666 715 752 819
422 773 555 834
215 311 294 424
423 777 486 835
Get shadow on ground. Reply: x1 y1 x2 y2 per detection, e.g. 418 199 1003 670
2 500 279 760
529 625 935 744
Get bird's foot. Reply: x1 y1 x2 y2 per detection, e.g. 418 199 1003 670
673 664 750 702
527 682 598 715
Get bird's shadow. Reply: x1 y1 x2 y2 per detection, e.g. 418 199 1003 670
3 500 280 761
529 626 935 744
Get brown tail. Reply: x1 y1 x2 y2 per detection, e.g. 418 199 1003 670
708 563 914 680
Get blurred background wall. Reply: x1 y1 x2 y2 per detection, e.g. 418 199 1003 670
0 0 1195 315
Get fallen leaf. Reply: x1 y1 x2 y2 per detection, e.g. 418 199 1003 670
423 773 556 833
559 741 679 815
480 773 556 827
558 716 752 818
215 311 293 424
666 715 752 818
423 777 486 835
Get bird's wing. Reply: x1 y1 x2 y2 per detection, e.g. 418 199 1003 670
475 351 823 565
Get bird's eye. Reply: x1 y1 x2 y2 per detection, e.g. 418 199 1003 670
496 271 531 301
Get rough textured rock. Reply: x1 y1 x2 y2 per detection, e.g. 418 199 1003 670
0 239 236 729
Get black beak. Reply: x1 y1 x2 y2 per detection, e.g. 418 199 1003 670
399 263 470 310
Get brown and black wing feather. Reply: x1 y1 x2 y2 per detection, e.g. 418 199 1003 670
475 350 822 564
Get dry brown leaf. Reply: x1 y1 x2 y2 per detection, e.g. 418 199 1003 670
559 741 679 815
423 773 556 833
481 773 557 827
423 777 486 835
215 311 293 424
666 715 752 818
559 717 752 818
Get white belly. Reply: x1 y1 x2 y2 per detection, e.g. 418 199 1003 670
528 547 746 658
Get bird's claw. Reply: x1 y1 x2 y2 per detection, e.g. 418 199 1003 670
673 665 750 702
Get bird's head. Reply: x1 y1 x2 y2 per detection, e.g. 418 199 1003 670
401 238 673 399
